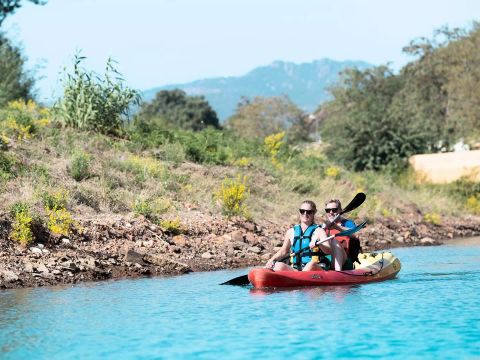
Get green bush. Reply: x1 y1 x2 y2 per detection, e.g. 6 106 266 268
70 150 91 181
54 55 140 136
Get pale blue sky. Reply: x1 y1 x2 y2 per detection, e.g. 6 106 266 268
4 0 480 102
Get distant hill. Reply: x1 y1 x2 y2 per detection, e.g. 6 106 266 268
142 59 372 121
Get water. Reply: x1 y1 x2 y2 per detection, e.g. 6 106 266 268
1 239 479 359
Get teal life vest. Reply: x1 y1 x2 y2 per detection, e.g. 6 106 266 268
291 224 322 269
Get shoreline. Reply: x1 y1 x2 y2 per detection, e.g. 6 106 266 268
1 213 480 290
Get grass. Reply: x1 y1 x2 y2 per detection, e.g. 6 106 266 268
0 118 477 234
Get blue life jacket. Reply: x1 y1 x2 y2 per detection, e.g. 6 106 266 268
291 224 321 269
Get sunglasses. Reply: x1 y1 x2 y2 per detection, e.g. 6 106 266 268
299 209 314 215
325 208 338 213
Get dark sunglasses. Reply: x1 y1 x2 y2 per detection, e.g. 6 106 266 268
299 209 314 215
325 208 338 213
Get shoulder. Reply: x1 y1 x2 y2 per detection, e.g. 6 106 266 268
342 219 356 228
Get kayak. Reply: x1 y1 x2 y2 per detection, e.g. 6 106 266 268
248 252 401 288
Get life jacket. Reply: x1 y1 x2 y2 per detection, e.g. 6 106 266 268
326 221 362 264
290 224 322 269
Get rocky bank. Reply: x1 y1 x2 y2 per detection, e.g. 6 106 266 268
1 211 480 289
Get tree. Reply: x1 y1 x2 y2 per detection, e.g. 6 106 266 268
0 33 34 106
225 95 309 142
138 89 220 131
321 66 428 171
0 0 46 27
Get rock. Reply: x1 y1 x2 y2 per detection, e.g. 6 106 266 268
62 238 72 247
233 241 248 250
242 222 256 232
142 240 154 247
247 246 262 254
143 254 191 273
52 269 61 275
35 262 49 273
1 270 19 282
37 244 44 249
172 235 188 247
61 262 79 272
395 236 405 243
420 237 435 245
30 247 42 255
124 250 145 265
261 253 272 260
79 257 96 270
201 252 213 259
230 231 244 243
245 233 258 245
24 262 34 273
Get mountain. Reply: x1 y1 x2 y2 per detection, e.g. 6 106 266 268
142 59 372 121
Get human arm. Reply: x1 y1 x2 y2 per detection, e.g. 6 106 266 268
265 229 292 269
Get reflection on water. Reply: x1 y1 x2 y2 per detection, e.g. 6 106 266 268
0 242 479 359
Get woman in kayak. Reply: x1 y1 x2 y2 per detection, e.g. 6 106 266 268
265 200 347 271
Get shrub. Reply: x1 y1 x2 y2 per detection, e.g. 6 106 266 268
9 202 34 246
0 100 50 141
47 208 74 236
325 166 341 179
424 212 441 225
41 190 68 211
54 55 140 136
70 150 91 181
158 218 183 235
466 195 480 214
133 198 153 219
216 175 249 218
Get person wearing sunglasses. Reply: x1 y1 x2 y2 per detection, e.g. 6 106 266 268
323 199 356 232
265 200 347 271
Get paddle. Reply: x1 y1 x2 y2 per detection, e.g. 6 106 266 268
220 193 367 286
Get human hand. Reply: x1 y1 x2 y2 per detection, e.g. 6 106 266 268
265 259 276 269
309 239 317 249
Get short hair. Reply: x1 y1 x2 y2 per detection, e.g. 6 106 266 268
325 199 342 212
300 200 317 213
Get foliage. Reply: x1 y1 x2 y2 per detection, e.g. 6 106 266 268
424 212 441 225
466 196 480 214
325 166 341 179
264 131 285 169
47 207 74 236
0 100 50 142
54 55 140 136
70 150 91 181
128 123 261 166
320 23 480 171
0 0 46 27
41 190 68 211
226 96 309 142
138 89 220 131
133 198 153 219
0 149 15 179
9 201 33 245
0 34 35 106
158 217 182 235
216 175 249 218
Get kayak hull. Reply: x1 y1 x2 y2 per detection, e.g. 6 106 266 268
248 252 401 288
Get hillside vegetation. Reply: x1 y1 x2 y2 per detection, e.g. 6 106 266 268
1 24 480 251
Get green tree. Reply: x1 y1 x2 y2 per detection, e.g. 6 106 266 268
0 0 46 27
225 95 309 143
138 89 220 131
321 66 429 171
0 33 34 106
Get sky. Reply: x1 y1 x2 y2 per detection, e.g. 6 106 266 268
4 0 480 102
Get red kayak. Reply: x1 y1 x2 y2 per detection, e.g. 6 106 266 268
248 252 401 288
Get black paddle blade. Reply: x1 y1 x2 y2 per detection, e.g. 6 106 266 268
220 274 250 286
341 193 366 215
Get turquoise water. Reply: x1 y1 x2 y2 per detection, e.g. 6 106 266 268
1 239 479 359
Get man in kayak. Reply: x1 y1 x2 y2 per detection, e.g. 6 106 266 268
323 199 356 232
265 200 347 271
321 198 360 269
